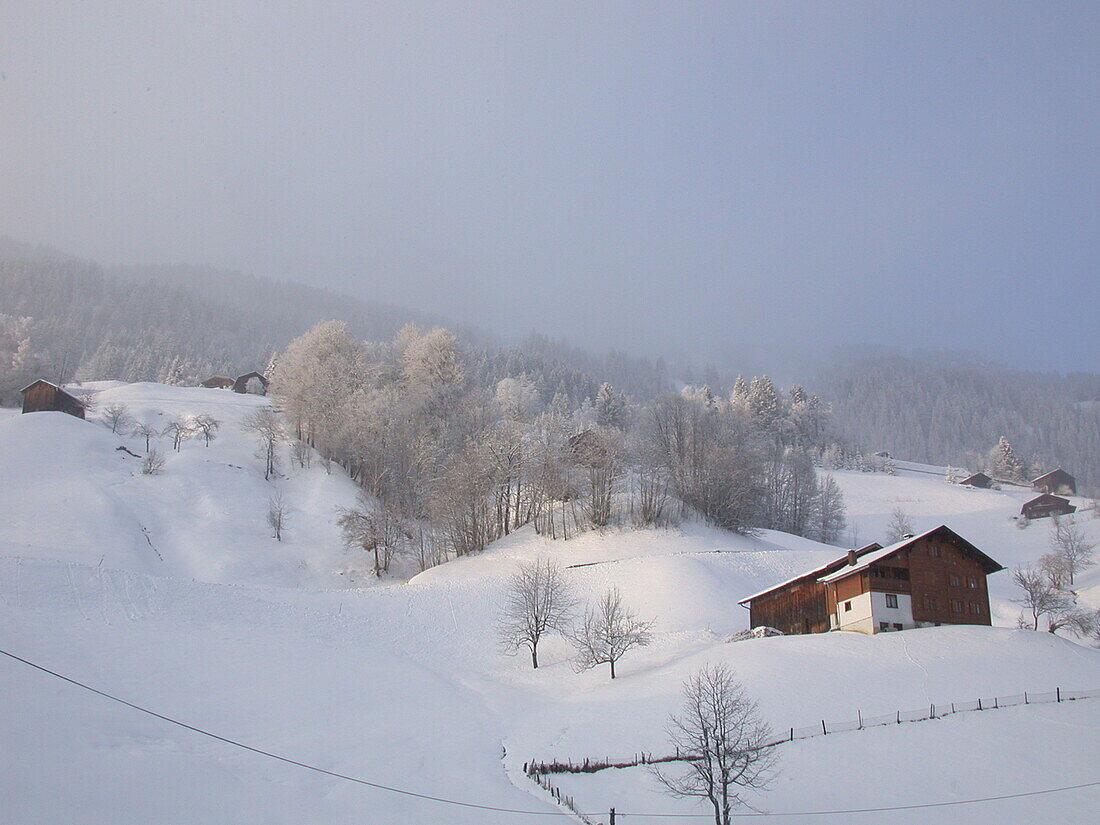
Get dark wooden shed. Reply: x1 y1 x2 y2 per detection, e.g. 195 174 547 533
232 372 269 395
201 375 234 389
960 471 993 488
20 380 86 419
1021 494 1076 520
1031 468 1076 496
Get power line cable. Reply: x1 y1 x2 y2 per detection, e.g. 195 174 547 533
3 647 1098 820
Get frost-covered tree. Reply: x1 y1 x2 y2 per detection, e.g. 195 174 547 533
654 664 776 825
131 421 159 452
102 404 132 434
989 436 1025 482
192 414 220 447
161 418 193 452
571 588 653 679
141 447 165 475
242 407 282 479
884 506 914 543
1012 565 1073 631
337 500 404 577
595 382 628 429
498 558 575 669
810 474 847 544
267 491 288 541
1048 516 1095 586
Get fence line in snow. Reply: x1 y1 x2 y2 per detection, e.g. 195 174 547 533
527 686 1100 777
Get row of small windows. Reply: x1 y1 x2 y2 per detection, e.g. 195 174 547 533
922 596 984 614
948 574 980 589
870 566 910 581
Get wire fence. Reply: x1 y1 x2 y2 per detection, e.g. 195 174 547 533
528 686 1100 778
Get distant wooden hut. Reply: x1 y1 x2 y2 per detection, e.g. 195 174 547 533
200 375 234 390
19 380 86 419
960 471 993 489
232 372 269 395
1021 494 1076 520
1031 468 1076 496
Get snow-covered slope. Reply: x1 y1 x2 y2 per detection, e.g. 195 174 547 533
1 383 1098 824
0 382 362 587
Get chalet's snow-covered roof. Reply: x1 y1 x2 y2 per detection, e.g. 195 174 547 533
817 528 940 583
737 542 882 605
818 524 1003 582
1031 467 1074 484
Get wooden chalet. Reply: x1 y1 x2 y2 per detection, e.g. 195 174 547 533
201 375 234 389
960 471 993 489
1031 468 1076 496
232 372 269 395
1021 493 1076 520
19 380 85 419
737 543 882 635
739 526 1003 635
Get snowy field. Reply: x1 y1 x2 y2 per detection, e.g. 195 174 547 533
1 383 1098 824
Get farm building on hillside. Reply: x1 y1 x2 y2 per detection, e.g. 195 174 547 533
1021 494 1076 520
1031 468 1076 496
232 372 269 395
960 471 993 489
19 380 85 419
739 526 1003 635
201 375 234 389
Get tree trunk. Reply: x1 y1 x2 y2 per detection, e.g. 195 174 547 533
531 646 539 669
610 659 616 679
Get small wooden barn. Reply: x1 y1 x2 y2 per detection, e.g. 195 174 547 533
201 375 234 390
960 471 993 488
739 526 1003 635
19 380 86 419
1031 468 1076 496
232 372 269 395
1021 493 1076 520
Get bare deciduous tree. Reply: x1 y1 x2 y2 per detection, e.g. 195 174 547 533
161 418 193 452
1012 565 1073 630
242 407 283 480
1048 515 1095 586
571 587 653 679
884 506 914 543
131 421 159 452
337 500 404 578
654 664 776 825
498 558 575 669
102 404 132 434
141 447 166 475
267 491 288 540
192 414 220 447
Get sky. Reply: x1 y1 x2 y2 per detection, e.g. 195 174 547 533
2 2 1098 371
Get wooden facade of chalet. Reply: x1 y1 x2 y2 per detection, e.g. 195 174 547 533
960 471 993 488
737 543 882 635
1031 468 1076 496
20 380 85 419
1021 493 1076 520
819 527 1001 634
739 526 1002 635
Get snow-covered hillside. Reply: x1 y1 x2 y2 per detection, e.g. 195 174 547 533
1 383 1098 824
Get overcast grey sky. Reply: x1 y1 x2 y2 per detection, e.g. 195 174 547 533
2 3 1098 370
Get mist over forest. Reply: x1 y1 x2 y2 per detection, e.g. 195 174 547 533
3 238 1098 494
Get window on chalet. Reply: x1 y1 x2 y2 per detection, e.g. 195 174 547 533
924 597 937 610
893 623 903 631
949 574 961 587
885 594 899 608
929 545 940 557
879 622 890 632
951 599 963 613
844 601 852 612
970 603 982 615
968 577 978 589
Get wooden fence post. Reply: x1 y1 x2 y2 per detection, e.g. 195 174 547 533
1057 687 1062 703
857 710 863 729
610 807 616 825
821 720 827 735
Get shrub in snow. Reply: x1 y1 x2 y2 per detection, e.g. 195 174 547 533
727 627 783 643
